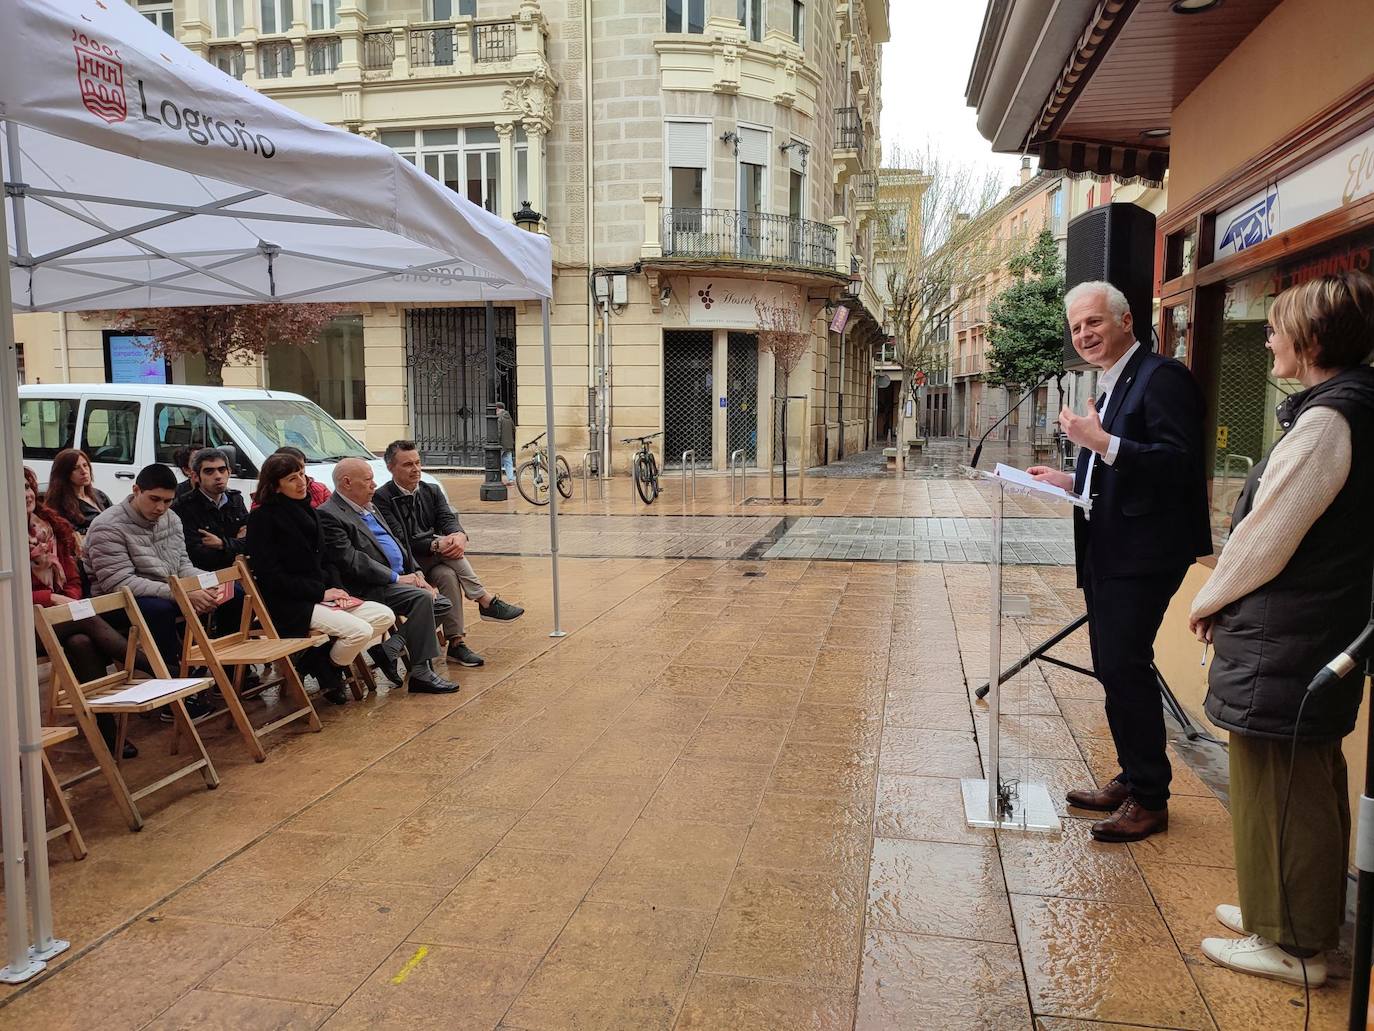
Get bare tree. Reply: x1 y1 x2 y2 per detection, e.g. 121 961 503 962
878 144 1013 445
755 297 809 501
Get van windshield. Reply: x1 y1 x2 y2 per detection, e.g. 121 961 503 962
220 399 372 463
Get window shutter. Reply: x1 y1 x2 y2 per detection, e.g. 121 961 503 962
667 121 708 169
739 126 769 167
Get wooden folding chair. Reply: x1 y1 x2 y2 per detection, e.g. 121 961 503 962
41 727 86 860
35 590 219 832
170 557 324 763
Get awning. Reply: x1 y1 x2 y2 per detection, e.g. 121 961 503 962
1037 140 1168 186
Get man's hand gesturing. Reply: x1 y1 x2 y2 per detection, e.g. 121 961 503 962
1058 398 1111 456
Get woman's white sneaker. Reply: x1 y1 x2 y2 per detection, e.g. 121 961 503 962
1201 934 1326 987
1214 903 1245 935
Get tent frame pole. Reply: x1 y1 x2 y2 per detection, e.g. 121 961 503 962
542 299 565 638
0 160 53 986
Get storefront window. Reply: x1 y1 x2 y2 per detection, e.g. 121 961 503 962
1163 303 1190 362
1165 228 1196 280
265 315 366 421
1208 268 1299 543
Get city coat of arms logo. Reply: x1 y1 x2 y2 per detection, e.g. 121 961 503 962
73 30 127 124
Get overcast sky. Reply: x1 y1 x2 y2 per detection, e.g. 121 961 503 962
881 4 1025 186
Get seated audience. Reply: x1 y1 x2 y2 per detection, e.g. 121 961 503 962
318 459 458 694
1190 271 1374 987
83 463 222 704
27 466 143 758
44 448 112 533
374 439 523 668
247 453 395 705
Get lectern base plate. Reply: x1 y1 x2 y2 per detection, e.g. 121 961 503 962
960 778 1061 833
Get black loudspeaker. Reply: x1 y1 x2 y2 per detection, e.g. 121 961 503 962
1063 202 1157 370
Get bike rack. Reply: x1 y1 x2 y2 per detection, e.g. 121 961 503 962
680 450 697 501
581 450 603 501
730 449 747 505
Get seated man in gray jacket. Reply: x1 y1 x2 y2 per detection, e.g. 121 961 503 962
84 463 222 678
317 459 458 694
374 440 523 669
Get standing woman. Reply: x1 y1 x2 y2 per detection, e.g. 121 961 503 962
45 448 113 532
1190 271 1374 986
246 452 393 705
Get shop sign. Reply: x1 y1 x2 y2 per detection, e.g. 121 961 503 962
1216 123 1374 259
687 278 801 328
830 305 850 334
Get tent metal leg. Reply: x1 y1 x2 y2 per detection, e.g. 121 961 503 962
541 299 565 638
0 164 52 985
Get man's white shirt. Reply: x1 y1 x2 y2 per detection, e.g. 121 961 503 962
1080 340 1141 512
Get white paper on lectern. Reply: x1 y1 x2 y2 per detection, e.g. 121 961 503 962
989 463 1089 509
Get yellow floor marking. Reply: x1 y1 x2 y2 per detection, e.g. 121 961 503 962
390 945 429 984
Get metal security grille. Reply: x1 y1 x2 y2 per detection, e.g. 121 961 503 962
405 307 515 467
663 331 713 468
726 333 759 464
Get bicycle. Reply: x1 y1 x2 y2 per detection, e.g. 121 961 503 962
623 432 662 505
515 431 572 506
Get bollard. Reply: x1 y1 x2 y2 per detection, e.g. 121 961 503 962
681 449 697 501
581 451 603 501
730 448 747 504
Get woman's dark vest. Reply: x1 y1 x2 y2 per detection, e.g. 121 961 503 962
1206 366 1374 740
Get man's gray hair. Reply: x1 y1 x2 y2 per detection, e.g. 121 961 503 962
1064 281 1131 325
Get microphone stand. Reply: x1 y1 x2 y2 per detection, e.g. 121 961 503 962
969 372 1058 470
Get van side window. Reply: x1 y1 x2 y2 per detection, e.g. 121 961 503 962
82 401 140 465
154 403 257 477
20 398 78 459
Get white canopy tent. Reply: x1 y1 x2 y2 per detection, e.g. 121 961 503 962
0 0 565 983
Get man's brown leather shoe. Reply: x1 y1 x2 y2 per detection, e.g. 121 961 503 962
1065 779 1130 812
1091 798 1168 843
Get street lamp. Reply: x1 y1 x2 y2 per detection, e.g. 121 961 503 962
514 200 543 233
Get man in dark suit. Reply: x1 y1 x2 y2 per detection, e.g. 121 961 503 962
317 458 458 694
1029 280 1211 842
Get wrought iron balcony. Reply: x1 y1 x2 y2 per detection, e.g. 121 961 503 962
661 208 838 274
853 171 878 206
306 36 341 75
835 106 865 157
363 30 394 71
409 24 459 67
473 21 516 63
257 39 295 79
209 44 244 80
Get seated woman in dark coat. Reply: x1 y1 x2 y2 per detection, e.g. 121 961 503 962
246 452 393 705
1190 270 1374 987
44 448 113 532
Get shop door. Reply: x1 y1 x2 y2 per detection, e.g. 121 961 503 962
405 306 515 467
726 333 759 464
663 330 713 468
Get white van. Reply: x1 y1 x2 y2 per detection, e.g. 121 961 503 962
18 384 400 500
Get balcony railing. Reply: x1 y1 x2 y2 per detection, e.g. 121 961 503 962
836 106 865 158
473 21 516 63
306 35 341 75
409 24 458 67
853 171 877 205
257 39 295 79
209 44 244 80
363 30 394 70
661 208 837 274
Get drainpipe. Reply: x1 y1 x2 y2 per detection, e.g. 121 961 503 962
601 296 612 478
57 311 70 381
582 0 601 474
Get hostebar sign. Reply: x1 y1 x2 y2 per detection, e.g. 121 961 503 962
687 278 801 328
1216 123 1374 259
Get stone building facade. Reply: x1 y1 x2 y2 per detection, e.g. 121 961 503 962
14 0 888 474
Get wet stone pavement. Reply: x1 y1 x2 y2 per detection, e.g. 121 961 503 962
2 474 1345 1030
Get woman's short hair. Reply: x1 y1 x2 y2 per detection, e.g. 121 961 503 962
1271 271 1374 370
255 451 305 502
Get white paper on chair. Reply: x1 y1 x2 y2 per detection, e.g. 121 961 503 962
988 463 1087 508
87 678 205 707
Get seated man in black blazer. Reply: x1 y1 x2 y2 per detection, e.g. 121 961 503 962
317 458 458 694
1029 280 1211 843
374 440 524 670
